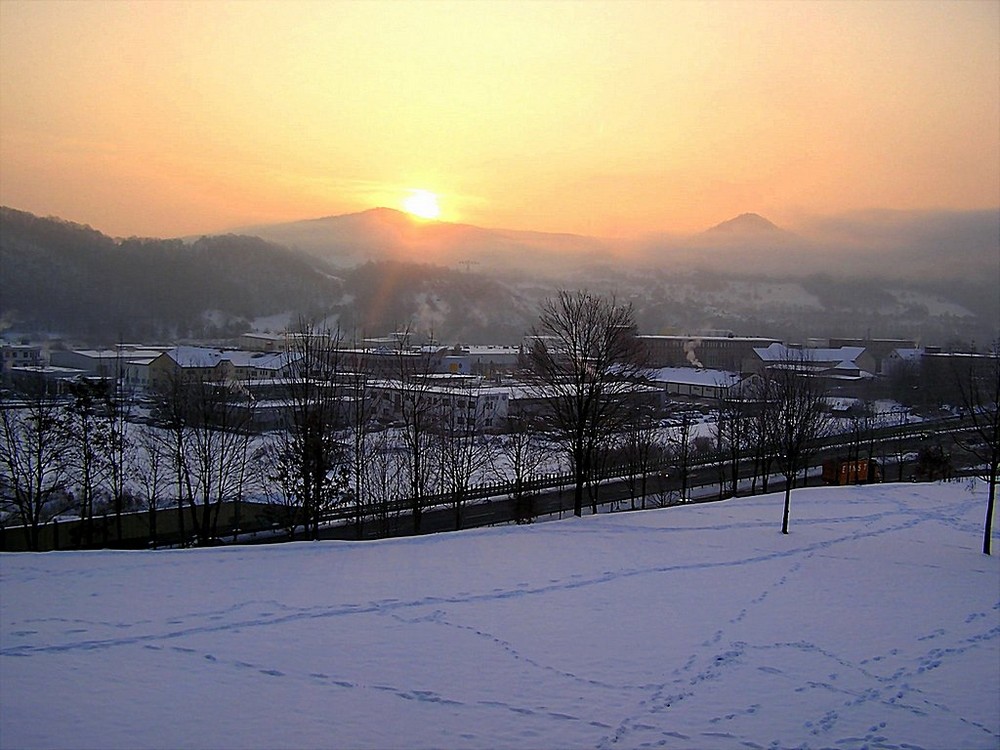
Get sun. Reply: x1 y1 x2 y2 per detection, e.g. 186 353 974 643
402 189 441 220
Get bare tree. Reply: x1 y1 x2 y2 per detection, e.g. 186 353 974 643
843 400 878 483
527 290 646 517
878 406 912 482
765 359 831 534
153 372 192 546
103 370 134 542
63 379 109 547
393 330 439 533
274 322 347 540
713 392 752 499
261 432 309 540
435 380 496 530
585 430 617 513
621 402 666 510
0 393 70 550
742 378 779 495
497 414 553 523
366 433 405 538
343 331 376 540
154 371 255 546
183 375 256 546
953 344 999 555
666 410 697 503
133 423 168 548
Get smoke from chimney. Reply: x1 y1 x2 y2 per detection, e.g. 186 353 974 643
683 338 704 369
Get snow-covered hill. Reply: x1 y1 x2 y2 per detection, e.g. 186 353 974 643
2 482 997 749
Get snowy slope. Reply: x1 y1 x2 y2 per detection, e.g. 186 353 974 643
1 482 998 750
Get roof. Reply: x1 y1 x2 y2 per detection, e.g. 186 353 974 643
164 346 301 370
60 348 166 362
464 346 521 357
644 367 742 388
638 334 779 343
9 365 86 378
753 343 867 365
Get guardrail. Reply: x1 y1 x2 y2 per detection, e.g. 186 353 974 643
316 458 676 525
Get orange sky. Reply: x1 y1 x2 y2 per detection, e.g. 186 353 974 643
1 0 997 239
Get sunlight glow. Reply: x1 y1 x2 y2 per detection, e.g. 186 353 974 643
0 2 996 237
402 190 441 220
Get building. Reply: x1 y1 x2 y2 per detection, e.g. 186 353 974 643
6 365 86 396
882 347 925 377
148 347 302 390
49 347 170 381
826 337 923 373
749 343 876 376
638 334 780 372
644 367 750 400
368 375 510 433
916 350 998 406
238 333 287 352
748 343 877 397
1 342 43 378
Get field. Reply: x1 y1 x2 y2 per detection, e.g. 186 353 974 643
1 481 997 749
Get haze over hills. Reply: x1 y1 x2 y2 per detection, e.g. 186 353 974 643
233 207 615 275
2 205 997 347
234 206 998 284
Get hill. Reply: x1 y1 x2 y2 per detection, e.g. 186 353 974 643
0 207 342 341
1 482 997 749
235 207 615 274
637 208 999 283
705 212 787 235
3 206 997 347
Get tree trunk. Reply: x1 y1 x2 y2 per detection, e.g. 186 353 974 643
984 475 996 555
115 496 123 543
781 481 792 534
413 494 422 533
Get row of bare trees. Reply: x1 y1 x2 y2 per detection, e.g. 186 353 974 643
0 372 263 550
528 291 833 534
0 375 141 550
0 322 547 548
527 291 997 549
708 365 831 534
2 295 997 552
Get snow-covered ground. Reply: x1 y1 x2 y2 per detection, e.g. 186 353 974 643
1 482 997 750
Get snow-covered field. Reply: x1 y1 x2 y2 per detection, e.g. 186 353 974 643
2 482 997 750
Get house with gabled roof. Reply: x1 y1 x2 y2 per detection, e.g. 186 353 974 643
748 343 877 396
149 346 302 390
750 343 876 375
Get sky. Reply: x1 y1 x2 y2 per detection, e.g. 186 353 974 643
1 482 997 749
1 0 998 239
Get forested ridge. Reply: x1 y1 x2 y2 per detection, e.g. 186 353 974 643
1 207 344 341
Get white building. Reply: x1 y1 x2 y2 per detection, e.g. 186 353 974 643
644 367 748 400
369 375 510 433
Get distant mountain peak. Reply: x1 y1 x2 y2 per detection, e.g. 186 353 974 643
706 213 783 234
